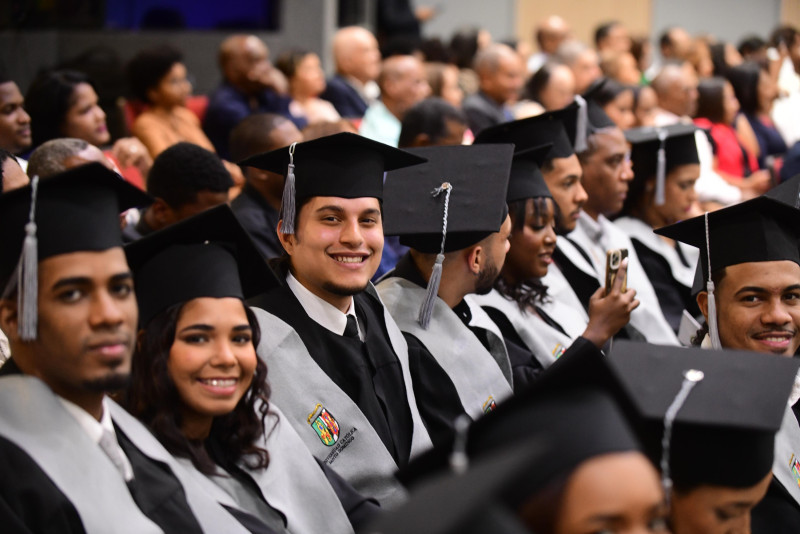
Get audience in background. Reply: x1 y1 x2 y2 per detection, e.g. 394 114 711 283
276 49 341 125
462 43 524 133
599 51 641 85
594 21 631 55
528 15 571 73
27 137 113 178
587 78 636 130
555 39 603 94
651 62 699 125
518 62 575 116
424 62 464 108
0 148 27 193
319 26 382 119
0 76 31 168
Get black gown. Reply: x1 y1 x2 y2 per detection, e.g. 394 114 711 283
249 261 415 469
0 360 203 534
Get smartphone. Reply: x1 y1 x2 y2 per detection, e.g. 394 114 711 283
605 248 628 295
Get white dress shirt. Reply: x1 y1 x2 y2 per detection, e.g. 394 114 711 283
286 272 363 341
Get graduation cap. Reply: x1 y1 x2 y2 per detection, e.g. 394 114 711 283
236 132 426 235
399 346 641 498
765 173 800 209
473 101 581 160
505 144 553 204
364 437 546 534
0 162 151 340
626 124 699 206
382 144 514 328
608 340 799 491
656 196 800 348
125 205 279 328
582 78 618 134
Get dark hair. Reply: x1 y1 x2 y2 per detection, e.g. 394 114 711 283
398 97 466 148
449 27 480 70
0 148 16 192
25 69 93 149
709 43 731 77
126 301 270 475
588 77 631 106
274 48 313 81
494 197 555 309
147 142 233 208
690 268 726 347
725 62 761 116
695 77 728 124
738 35 766 58
523 62 557 103
229 113 291 163
419 37 449 63
518 471 570 534
594 21 620 49
126 45 183 104
425 62 452 99
770 25 799 49
659 28 675 52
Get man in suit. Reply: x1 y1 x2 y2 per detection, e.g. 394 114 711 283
461 43 524 134
320 27 382 119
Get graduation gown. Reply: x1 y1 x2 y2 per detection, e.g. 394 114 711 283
614 216 700 333
552 212 679 345
249 266 431 508
472 288 602 391
0 361 251 534
752 400 800 533
376 254 514 445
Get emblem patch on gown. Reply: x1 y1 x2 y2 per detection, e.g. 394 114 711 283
308 404 340 446
790 454 800 488
552 344 566 359
483 396 497 414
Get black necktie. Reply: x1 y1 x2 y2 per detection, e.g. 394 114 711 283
343 314 360 339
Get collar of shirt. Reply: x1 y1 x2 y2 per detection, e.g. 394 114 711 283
286 272 362 340
577 211 608 249
56 395 135 481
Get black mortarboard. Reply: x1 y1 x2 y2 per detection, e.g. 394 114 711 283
236 132 426 234
125 205 279 327
0 163 151 340
582 79 618 134
626 124 700 206
473 102 580 160
364 438 546 534
399 346 641 498
608 340 799 489
765 173 800 209
505 144 553 203
383 144 514 328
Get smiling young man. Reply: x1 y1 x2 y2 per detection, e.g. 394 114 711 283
242 132 433 507
376 144 519 447
657 191 800 533
0 163 254 532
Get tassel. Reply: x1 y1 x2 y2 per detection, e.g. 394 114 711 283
18 176 40 341
655 129 667 206
703 212 721 349
573 95 588 153
418 182 453 329
280 142 298 235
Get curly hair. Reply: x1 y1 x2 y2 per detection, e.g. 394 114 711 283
126 45 183 104
494 197 554 310
125 301 270 475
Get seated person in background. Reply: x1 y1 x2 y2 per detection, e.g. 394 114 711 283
462 43 524 134
599 50 642 85
0 148 27 193
397 97 467 149
726 61 787 170
694 76 771 196
122 142 232 242
585 77 636 130
127 46 216 158
301 119 357 141
554 39 603 94
204 34 306 160
651 62 698 126
359 55 430 147
515 61 575 118
377 144 518 446
27 138 114 178
275 49 340 125
594 20 632 55
423 62 464 109
615 125 702 334
229 113 303 260
25 69 152 189
320 26 382 119
125 206 379 534
0 75 31 169
632 84 658 127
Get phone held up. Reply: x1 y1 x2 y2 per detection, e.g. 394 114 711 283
605 248 628 296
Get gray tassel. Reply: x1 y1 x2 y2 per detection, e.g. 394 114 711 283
280 142 298 235
18 176 40 341
574 95 588 153
655 129 667 206
703 212 721 349
418 182 453 329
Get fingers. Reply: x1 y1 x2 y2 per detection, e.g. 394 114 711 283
610 257 629 294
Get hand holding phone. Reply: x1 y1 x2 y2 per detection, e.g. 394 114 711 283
605 248 628 296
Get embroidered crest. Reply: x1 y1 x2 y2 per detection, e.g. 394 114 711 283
483 396 497 414
790 453 800 488
307 403 340 446
552 344 566 359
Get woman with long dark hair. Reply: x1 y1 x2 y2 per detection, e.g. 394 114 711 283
124 206 377 534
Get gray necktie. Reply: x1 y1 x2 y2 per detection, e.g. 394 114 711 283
99 428 133 481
